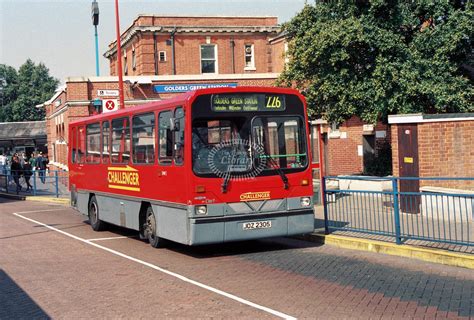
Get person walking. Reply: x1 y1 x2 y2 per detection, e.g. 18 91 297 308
37 152 48 184
11 155 23 194
23 161 33 192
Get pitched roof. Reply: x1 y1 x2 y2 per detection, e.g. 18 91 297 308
0 121 46 140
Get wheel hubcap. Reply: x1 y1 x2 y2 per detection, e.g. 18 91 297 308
146 212 156 240
90 202 98 223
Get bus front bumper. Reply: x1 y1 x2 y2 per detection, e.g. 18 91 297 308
187 209 314 245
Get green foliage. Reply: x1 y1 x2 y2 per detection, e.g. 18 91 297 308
0 59 58 122
278 1 474 124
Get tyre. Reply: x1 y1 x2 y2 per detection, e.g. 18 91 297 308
88 195 106 231
144 206 163 248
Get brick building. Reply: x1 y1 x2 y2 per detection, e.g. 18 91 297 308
321 117 391 176
389 113 474 190
104 15 281 76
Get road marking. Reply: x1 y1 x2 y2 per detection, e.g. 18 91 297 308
86 236 131 242
13 211 296 320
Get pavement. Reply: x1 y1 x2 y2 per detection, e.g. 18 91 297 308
1 198 473 319
0 192 472 271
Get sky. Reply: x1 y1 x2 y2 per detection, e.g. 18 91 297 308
0 0 307 82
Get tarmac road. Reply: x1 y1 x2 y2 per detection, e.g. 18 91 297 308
1 197 473 319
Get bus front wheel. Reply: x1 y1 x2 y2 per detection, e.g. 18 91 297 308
144 206 162 248
88 195 106 231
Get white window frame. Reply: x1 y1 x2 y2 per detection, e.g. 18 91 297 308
200 44 218 74
244 44 255 70
158 51 167 62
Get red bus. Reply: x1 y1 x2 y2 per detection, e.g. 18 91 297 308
69 87 315 247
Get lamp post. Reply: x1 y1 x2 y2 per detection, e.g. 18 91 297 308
114 0 125 109
91 0 100 76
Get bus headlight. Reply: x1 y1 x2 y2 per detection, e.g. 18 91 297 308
196 205 208 215
300 197 311 207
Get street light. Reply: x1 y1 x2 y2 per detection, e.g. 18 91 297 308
91 0 100 76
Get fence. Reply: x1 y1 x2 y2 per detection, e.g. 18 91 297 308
323 176 474 247
0 169 69 198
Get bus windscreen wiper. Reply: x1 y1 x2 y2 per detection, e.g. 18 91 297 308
259 151 289 190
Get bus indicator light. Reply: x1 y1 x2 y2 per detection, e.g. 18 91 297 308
195 185 206 193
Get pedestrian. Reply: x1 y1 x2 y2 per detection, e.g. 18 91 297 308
29 152 37 172
0 151 6 175
11 155 23 194
23 161 33 192
37 152 48 184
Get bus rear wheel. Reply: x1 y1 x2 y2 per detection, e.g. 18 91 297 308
144 206 162 248
88 195 106 231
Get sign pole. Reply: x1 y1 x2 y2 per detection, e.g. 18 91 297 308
114 0 125 109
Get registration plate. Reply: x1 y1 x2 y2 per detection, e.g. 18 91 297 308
242 220 272 230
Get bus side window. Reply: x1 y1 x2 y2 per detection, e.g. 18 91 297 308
86 123 101 163
174 107 184 165
102 121 110 164
71 127 76 163
111 117 130 164
158 110 173 164
132 113 155 164
77 126 86 164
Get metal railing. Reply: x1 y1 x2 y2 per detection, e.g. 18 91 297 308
0 169 69 198
323 176 474 247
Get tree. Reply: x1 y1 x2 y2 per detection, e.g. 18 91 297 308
0 59 58 122
278 1 474 124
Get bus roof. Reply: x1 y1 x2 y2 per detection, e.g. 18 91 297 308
69 86 303 126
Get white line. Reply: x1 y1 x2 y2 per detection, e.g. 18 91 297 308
86 236 131 242
12 211 296 320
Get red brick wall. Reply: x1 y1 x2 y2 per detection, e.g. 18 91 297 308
391 120 474 190
325 116 390 176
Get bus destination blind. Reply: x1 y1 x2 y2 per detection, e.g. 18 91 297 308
211 94 286 112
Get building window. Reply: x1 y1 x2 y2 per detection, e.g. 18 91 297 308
244 44 255 69
132 46 136 71
111 117 130 164
284 42 290 64
159 51 166 62
123 50 128 76
86 123 101 163
132 113 155 164
201 44 217 74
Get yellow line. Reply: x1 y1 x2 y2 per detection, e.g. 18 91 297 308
108 184 140 192
24 196 70 205
301 233 474 269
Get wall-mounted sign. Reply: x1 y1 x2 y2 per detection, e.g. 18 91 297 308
153 83 237 93
103 99 118 113
404 157 414 164
98 89 119 97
